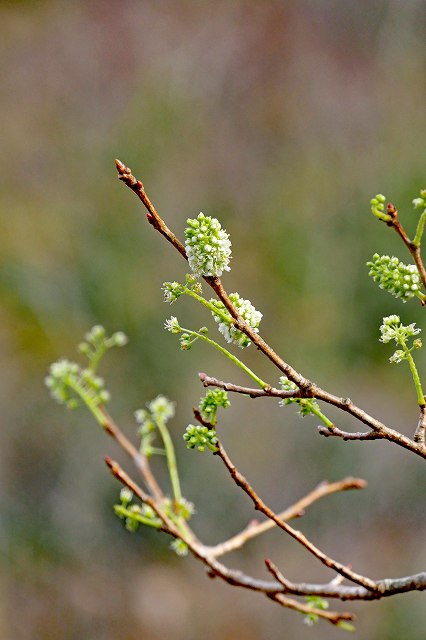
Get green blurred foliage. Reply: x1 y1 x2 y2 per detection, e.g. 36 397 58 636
1 1 426 638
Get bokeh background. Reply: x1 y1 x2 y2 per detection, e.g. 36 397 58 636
1 1 426 638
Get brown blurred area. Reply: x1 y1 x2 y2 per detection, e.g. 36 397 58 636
1 1 426 638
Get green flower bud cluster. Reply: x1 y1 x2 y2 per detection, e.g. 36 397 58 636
114 489 161 532
304 596 329 627
199 389 230 425
278 377 320 418
209 293 262 348
183 424 218 452
169 539 189 556
79 325 128 370
167 496 195 521
46 326 128 410
370 194 391 221
185 212 232 277
367 254 421 302
45 359 110 409
135 395 175 457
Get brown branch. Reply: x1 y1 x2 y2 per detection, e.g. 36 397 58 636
115 159 426 460
205 477 367 558
99 407 164 501
214 440 379 592
267 592 355 626
414 405 426 445
199 373 425 455
386 202 426 293
317 425 385 441
106 457 426 618
199 372 296 398
265 559 426 600
105 456 177 534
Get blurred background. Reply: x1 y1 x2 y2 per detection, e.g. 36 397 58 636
1 1 426 638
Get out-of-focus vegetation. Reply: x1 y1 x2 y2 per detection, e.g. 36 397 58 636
1 2 426 638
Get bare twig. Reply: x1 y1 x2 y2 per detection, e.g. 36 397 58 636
317 425 385 441
199 373 296 398
386 202 426 293
100 407 164 501
206 477 367 558
267 591 355 626
414 405 426 445
214 440 378 591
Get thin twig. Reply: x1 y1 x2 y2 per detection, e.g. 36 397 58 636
205 477 367 558
386 203 426 292
214 440 379 591
100 407 164 501
267 591 355 626
414 405 426 445
317 425 385 441
199 373 296 398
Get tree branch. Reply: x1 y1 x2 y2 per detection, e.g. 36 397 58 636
205 477 367 558
115 159 426 460
214 440 379 591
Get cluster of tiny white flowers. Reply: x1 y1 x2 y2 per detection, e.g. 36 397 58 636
379 315 420 344
367 254 421 302
210 293 262 348
185 212 232 277
164 316 181 333
148 395 175 422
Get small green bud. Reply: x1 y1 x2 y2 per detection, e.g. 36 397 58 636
111 331 128 347
120 488 133 505
170 539 188 556
85 325 106 343
148 395 175 423
413 189 426 210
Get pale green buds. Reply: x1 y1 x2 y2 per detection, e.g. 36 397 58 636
371 194 391 222
170 539 189 556
45 359 110 409
148 395 175 423
199 389 230 425
210 293 262 348
413 189 426 210
185 212 232 277
367 254 421 302
278 376 320 418
183 424 218 452
46 326 128 409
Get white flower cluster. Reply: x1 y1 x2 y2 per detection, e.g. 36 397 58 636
210 292 262 348
379 315 420 344
185 212 232 277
